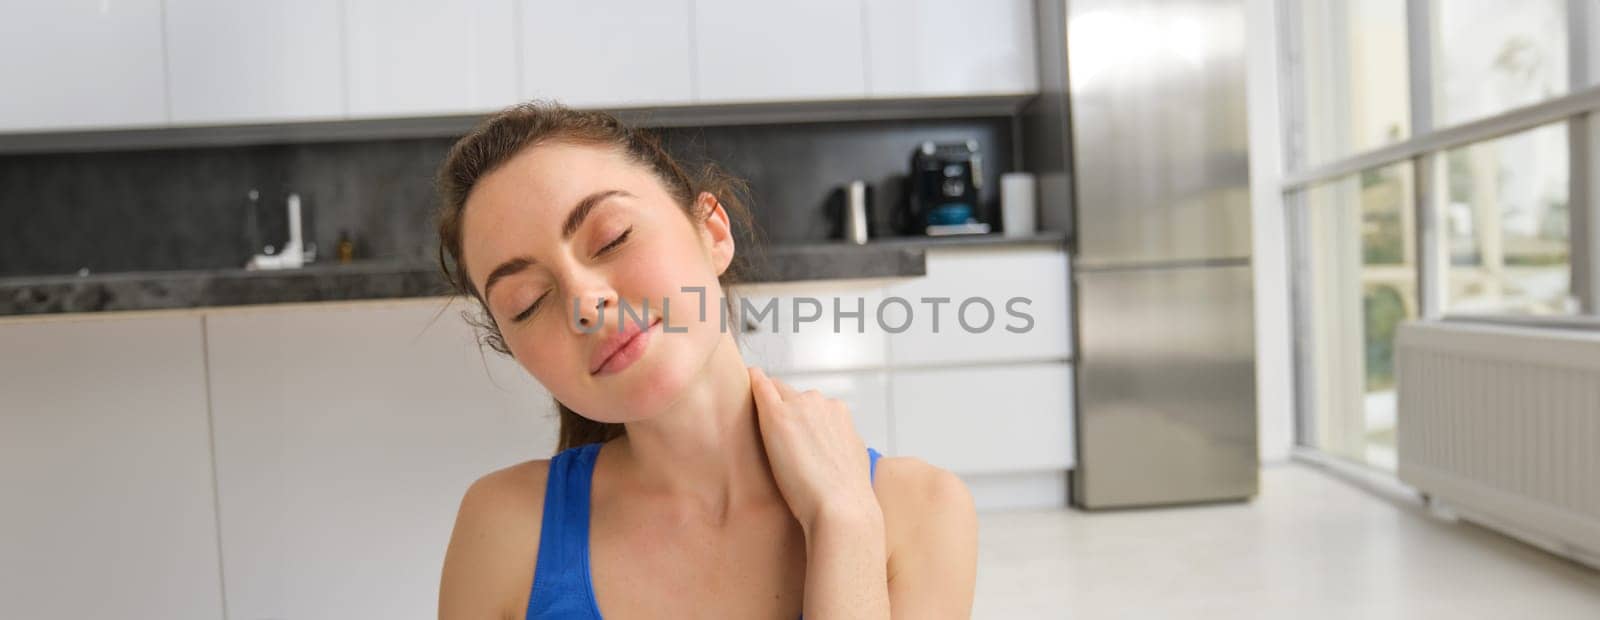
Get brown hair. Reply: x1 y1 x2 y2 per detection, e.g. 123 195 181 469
435 101 765 452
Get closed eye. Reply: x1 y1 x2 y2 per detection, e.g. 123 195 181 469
512 228 631 323
513 291 548 323
515 226 633 324
595 227 632 257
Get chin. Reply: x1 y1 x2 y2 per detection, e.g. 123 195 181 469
611 329 725 422
571 346 681 424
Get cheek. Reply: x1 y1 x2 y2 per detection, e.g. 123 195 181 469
621 230 722 300
632 254 727 336
504 324 579 392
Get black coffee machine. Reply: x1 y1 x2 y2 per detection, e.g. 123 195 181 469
895 140 989 236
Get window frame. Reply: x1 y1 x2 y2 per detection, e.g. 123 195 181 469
1280 0 1600 456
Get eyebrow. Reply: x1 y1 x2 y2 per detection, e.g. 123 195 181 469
480 189 631 300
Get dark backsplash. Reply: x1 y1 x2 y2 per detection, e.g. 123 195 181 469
0 116 1013 277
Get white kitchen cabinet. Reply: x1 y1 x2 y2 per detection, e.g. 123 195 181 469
202 299 556 619
771 370 893 457
521 0 694 107
693 0 867 103
864 0 1038 97
890 362 1074 475
0 0 167 131
345 0 518 118
165 0 345 124
885 245 1071 366
0 313 224 619
730 278 891 374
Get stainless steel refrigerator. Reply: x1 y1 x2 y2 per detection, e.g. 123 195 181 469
1027 0 1258 509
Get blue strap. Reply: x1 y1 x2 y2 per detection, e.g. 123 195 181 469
526 443 603 619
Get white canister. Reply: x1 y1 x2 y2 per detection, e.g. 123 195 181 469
1000 172 1037 238
845 180 870 245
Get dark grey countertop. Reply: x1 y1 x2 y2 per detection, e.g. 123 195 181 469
0 231 1066 317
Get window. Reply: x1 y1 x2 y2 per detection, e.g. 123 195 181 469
1442 122 1577 315
1432 0 1568 126
1282 0 1597 472
1289 0 1410 167
1298 162 1415 469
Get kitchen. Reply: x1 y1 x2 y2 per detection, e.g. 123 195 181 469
3 1 1599 619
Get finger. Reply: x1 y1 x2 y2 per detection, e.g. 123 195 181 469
770 376 801 402
748 367 784 406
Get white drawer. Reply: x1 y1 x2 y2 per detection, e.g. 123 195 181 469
730 279 890 374
884 246 1071 366
770 370 892 457
890 362 1075 475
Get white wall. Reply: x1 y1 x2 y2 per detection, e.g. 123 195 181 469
1246 0 1296 463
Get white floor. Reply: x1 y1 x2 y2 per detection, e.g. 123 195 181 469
974 463 1600 619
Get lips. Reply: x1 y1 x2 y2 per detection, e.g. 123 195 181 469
588 315 661 376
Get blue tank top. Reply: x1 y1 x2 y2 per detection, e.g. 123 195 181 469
525 442 884 619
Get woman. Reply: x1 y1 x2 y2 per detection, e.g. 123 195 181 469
436 102 978 619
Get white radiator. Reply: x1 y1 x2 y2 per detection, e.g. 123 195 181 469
1396 319 1600 566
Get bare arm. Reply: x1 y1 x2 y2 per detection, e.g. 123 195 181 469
439 463 547 620
801 459 979 619
883 460 979 618
747 368 975 617
748 367 893 618
802 502 892 619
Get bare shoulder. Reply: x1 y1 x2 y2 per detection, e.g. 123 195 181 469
871 456 978 554
871 456 979 617
870 453 966 504
438 458 552 620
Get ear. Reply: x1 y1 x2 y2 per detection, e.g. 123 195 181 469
695 191 736 276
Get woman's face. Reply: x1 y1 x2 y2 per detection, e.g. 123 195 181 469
460 141 736 423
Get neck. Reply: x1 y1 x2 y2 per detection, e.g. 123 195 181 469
610 331 782 521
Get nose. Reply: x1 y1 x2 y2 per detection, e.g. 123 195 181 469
570 288 613 334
